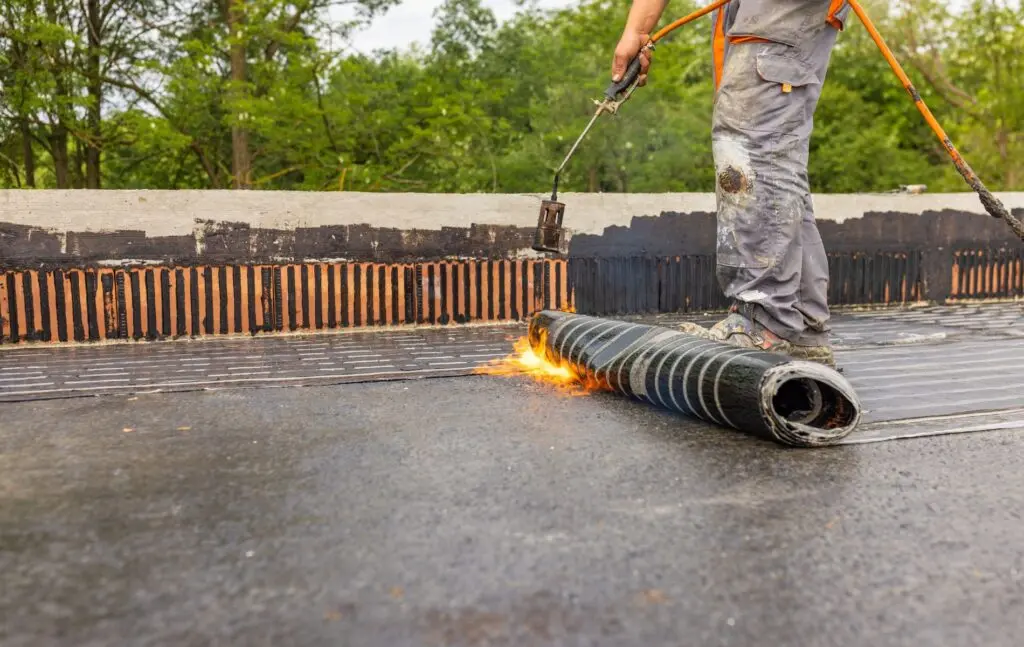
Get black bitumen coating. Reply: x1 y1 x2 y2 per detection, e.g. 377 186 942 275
0 220 539 268
2 304 1023 429
4 208 1022 268
2 379 1024 647
528 310 860 447
0 325 522 402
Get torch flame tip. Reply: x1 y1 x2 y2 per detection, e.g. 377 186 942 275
475 334 601 395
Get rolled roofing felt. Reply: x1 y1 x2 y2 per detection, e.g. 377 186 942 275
529 311 862 447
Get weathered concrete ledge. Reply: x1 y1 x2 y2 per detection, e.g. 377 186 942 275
4 190 1024 233
2 190 1023 268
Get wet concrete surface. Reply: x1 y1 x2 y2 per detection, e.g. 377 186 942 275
2 377 1023 647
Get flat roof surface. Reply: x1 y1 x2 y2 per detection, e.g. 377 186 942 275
2 303 1022 441
1 304 1023 646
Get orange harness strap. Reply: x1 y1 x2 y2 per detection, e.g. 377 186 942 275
713 9 728 90
826 0 847 30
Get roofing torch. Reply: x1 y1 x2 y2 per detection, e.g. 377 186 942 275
531 0 731 254
529 57 648 254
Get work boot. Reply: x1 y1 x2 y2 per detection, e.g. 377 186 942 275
679 313 837 369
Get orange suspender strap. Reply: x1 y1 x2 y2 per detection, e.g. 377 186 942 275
827 0 847 30
713 8 727 90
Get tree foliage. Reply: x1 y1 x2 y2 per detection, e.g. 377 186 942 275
1 0 1021 192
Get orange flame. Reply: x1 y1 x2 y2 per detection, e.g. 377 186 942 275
475 335 602 396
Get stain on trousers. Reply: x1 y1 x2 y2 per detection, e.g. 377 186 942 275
711 0 847 346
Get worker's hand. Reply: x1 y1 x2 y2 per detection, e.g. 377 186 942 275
612 30 652 86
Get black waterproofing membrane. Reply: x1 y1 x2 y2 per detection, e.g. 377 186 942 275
529 311 862 447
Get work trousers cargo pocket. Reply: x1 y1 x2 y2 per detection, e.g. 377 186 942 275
754 53 820 131
714 45 820 135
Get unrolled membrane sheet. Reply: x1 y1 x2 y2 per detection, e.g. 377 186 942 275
529 311 862 447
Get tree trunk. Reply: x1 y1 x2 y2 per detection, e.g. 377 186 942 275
20 119 36 188
85 0 102 188
227 0 251 189
50 126 70 189
190 141 222 188
44 0 71 189
72 137 86 188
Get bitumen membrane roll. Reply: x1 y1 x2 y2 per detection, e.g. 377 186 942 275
529 311 862 448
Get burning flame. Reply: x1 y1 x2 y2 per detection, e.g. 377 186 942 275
475 335 603 396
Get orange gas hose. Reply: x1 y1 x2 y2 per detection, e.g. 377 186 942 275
848 0 1023 239
650 0 731 43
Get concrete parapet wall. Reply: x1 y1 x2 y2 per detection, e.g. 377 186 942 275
2 190 1023 345
2 190 1023 268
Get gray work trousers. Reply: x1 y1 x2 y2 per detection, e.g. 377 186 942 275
711 0 848 346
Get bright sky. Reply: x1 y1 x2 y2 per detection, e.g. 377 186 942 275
345 0 580 53
342 0 995 53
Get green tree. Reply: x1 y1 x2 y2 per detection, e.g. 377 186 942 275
2 0 1017 193
893 0 1024 189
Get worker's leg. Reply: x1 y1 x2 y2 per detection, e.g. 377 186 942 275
711 16 840 349
795 192 831 345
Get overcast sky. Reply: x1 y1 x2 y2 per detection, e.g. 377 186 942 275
344 0 579 53
342 0 990 54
